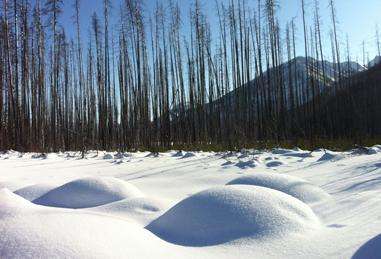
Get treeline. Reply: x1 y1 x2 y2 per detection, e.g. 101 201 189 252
0 0 380 152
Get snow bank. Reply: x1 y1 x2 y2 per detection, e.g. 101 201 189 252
90 197 171 225
147 185 320 246
227 172 330 204
34 177 143 208
14 183 56 201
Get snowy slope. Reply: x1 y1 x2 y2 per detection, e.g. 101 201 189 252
0 148 381 258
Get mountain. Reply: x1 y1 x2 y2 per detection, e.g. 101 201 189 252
216 56 365 110
303 61 381 139
368 56 381 68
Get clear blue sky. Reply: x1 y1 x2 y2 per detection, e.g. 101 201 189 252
41 0 381 63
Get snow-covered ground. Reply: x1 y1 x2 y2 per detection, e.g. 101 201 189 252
0 147 381 258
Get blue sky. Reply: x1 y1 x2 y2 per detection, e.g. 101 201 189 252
45 0 381 63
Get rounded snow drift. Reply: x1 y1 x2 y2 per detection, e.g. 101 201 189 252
14 183 56 201
33 177 143 208
0 189 169 259
147 185 320 246
317 152 344 162
172 151 184 157
227 172 330 204
182 152 196 158
90 197 170 225
353 233 381 259
266 160 284 167
0 188 34 215
103 153 113 160
235 160 258 169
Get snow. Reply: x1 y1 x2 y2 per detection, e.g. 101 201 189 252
227 172 330 204
172 150 184 157
14 183 57 201
89 197 172 225
34 177 143 208
182 152 196 158
0 189 176 259
235 159 259 169
266 160 284 167
147 185 320 246
0 148 381 258
317 151 344 162
352 234 381 259
103 153 113 160
0 188 34 214
31 153 48 159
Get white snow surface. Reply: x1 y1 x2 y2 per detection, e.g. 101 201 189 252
0 147 381 258
227 172 330 204
89 196 172 225
147 185 320 246
34 177 143 208
14 183 57 201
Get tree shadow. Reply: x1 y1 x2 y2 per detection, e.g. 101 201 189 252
352 234 381 259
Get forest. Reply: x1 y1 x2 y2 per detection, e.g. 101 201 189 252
1 0 380 152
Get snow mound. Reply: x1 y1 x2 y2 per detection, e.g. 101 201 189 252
221 160 234 166
353 234 381 259
172 151 184 157
146 152 160 158
114 152 130 159
351 147 378 155
0 190 170 259
0 188 32 207
34 177 143 208
0 188 34 216
14 183 56 201
147 185 320 246
103 153 113 160
182 152 196 158
235 160 258 169
272 148 291 154
112 159 125 165
90 197 171 225
317 152 344 162
237 153 249 159
227 172 330 204
31 153 47 159
366 147 378 155
266 161 284 167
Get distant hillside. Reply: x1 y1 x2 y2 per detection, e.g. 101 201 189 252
302 61 381 141
213 56 364 110
368 56 381 68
